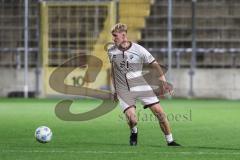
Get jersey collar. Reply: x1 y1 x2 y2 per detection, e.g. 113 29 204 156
118 41 132 52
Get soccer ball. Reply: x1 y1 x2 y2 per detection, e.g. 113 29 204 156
35 126 52 143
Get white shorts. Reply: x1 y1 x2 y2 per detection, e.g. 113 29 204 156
117 85 159 112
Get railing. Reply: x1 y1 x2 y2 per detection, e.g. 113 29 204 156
149 48 240 68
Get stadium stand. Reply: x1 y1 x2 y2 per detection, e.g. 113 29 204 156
0 0 38 67
119 0 152 41
0 0 240 98
138 0 240 68
1 0 240 68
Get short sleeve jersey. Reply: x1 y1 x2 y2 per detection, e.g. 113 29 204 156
108 42 155 91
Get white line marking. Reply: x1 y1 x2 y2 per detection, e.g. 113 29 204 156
1 150 240 155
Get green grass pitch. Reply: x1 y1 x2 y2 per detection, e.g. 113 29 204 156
0 98 240 160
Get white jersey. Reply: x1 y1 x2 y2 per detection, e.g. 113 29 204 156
108 42 159 112
108 42 155 92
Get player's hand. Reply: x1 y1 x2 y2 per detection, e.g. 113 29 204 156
161 81 174 97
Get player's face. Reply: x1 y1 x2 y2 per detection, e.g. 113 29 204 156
112 31 127 46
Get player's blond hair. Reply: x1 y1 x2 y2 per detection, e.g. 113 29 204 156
111 23 127 34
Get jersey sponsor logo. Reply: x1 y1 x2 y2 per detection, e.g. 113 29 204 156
120 61 126 68
129 55 134 60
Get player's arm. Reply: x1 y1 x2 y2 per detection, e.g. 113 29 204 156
149 61 174 96
107 47 118 102
139 44 173 96
149 61 166 81
110 66 118 102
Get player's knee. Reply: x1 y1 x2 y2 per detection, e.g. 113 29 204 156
126 114 137 125
127 114 137 127
125 106 137 126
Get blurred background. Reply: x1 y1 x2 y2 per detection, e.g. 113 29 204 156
0 0 239 99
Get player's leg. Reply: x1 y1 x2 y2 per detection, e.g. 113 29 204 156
117 92 138 146
149 103 180 146
124 106 138 146
124 106 137 129
149 103 171 135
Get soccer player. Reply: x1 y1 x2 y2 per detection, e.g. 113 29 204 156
107 23 180 146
